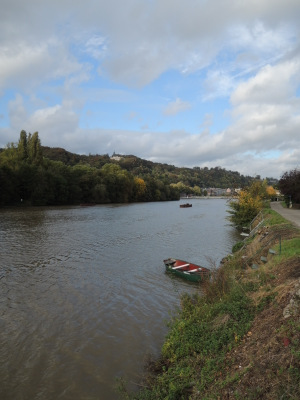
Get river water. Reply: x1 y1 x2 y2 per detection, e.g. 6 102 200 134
0 199 239 400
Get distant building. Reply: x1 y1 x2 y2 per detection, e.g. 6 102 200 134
110 154 122 161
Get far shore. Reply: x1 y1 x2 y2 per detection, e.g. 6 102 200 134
180 196 234 199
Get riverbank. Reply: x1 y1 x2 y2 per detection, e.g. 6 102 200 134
122 204 300 399
271 201 300 228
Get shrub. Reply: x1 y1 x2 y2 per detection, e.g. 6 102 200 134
232 241 244 253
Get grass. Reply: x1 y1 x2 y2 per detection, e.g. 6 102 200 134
263 208 289 226
119 206 300 400
278 237 300 258
123 284 255 399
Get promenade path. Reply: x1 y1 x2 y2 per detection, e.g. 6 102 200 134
270 201 300 228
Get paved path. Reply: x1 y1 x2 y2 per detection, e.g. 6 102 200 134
270 202 300 228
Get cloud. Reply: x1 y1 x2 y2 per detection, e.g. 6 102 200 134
163 98 191 116
84 35 107 60
1 0 297 89
227 58 300 157
5 94 79 147
231 59 300 105
1 0 300 180
0 39 89 94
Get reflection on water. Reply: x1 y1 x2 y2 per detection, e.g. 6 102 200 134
0 200 240 399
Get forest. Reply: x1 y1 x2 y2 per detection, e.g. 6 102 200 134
0 130 270 207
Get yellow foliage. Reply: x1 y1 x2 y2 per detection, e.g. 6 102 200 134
134 177 146 197
266 185 276 197
238 190 262 210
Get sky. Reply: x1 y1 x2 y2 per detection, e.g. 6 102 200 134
1 0 300 179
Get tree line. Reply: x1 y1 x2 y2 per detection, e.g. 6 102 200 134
2 131 293 208
0 131 179 206
42 148 259 193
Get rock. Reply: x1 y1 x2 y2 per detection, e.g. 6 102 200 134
283 285 300 318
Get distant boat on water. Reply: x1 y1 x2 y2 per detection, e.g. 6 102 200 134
180 203 192 208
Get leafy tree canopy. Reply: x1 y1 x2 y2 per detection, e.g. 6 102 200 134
228 180 276 228
279 168 300 205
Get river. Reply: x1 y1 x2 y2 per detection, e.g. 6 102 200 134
0 199 240 399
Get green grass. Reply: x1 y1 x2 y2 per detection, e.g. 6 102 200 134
272 237 300 260
124 282 255 400
232 241 244 253
263 208 289 226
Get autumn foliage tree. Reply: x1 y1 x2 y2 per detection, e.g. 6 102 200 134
228 180 269 228
134 177 147 200
266 185 277 198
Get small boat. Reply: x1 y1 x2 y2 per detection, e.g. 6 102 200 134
164 258 210 282
180 203 192 208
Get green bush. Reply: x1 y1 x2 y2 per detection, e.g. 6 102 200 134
232 241 244 253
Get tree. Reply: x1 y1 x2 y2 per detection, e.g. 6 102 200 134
134 177 147 201
228 180 265 228
193 185 202 196
266 185 277 199
28 132 43 165
101 163 134 203
279 168 300 205
18 130 28 160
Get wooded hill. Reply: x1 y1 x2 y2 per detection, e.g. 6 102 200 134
0 131 277 206
42 146 260 192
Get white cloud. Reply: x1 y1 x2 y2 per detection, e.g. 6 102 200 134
226 58 300 158
5 95 79 148
84 35 107 60
163 98 191 116
1 0 300 179
231 59 300 105
0 39 89 94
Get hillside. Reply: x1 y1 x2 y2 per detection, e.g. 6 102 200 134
42 146 111 168
42 147 264 189
0 134 279 206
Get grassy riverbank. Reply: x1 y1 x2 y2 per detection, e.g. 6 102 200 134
120 205 300 399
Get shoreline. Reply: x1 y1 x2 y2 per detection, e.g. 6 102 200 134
125 205 300 399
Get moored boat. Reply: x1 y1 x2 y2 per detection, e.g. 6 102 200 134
164 258 210 282
180 203 192 208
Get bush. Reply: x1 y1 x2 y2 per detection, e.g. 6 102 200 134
232 241 244 253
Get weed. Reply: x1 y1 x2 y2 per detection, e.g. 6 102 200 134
242 281 260 292
256 293 277 312
232 241 244 253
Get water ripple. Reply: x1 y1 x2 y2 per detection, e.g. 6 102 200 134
0 201 239 400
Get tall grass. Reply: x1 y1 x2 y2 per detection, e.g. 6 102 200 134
276 238 300 258
263 209 289 226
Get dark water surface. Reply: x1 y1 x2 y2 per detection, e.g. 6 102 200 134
0 200 239 399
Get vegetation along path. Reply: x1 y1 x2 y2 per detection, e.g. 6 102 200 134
271 201 300 228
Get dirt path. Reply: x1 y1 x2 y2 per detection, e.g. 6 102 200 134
270 201 300 228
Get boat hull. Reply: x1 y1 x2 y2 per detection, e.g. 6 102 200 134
164 258 210 282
